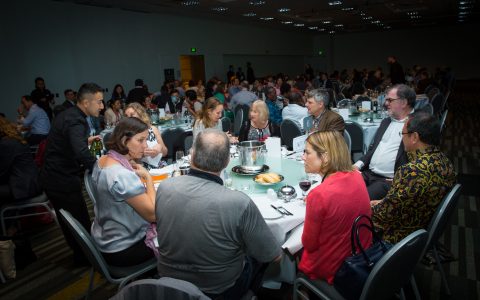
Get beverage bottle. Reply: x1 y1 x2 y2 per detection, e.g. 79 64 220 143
373 100 378 113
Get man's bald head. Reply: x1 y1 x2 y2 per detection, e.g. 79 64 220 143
191 129 230 173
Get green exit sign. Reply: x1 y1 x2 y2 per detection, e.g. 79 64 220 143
190 47 197 53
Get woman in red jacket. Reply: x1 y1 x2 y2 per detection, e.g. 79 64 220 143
299 131 372 284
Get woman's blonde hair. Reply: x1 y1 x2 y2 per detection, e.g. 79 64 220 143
198 97 222 128
125 102 151 126
0 117 26 144
306 131 353 176
251 100 269 123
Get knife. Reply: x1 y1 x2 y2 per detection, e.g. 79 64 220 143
271 204 293 216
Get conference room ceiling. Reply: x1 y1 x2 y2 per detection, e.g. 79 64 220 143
59 0 478 34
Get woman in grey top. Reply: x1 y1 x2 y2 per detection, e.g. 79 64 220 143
91 117 156 267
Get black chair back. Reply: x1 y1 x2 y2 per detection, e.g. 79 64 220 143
84 170 97 205
345 121 364 161
161 128 186 160
431 93 446 116
280 119 302 150
221 117 231 132
360 230 428 300
233 109 244 136
184 134 193 154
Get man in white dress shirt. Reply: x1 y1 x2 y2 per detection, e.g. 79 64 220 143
354 84 415 200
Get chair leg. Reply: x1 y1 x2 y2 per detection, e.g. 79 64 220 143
399 288 406 300
86 268 95 300
432 245 451 295
410 276 421 300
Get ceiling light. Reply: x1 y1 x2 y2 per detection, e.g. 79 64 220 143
359 11 366 16
334 24 343 27
371 20 381 24
242 12 256 17
328 1 342 6
259 17 274 21
318 28 326 32
458 6 472 10
294 23 305 27
362 16 373 20
459 11 470 15
181 1 199 6
281 21 293 24
308 26 318 30
211 7 228 12
329 30 336 34
322 20 331 24
384 26 392 29
249 0 265 6
278 8 290 13
459 1 473 4
342 7 354 11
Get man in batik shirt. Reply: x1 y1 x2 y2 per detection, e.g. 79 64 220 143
372 111 456 243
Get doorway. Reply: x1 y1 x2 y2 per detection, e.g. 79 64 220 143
179 55 205 86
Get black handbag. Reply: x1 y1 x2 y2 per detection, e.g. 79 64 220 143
333 215 392 300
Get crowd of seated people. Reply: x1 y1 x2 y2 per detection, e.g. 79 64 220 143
1 61 457 297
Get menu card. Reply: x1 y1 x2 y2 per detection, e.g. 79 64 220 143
362 101 371 111
292 135 307 153
338 108 349 120
265 137 281 157
159 108 166 118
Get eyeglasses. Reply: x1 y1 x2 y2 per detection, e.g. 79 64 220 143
399 131 414 137
385 97 402 103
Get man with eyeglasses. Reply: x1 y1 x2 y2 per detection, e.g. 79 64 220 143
371 111 455 243
353 84 415 200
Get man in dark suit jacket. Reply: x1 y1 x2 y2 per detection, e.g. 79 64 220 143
53 89 76 117
126 78 149 105
306 89 345 134
354 84 416 200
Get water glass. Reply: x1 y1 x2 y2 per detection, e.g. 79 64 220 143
176 150 185 168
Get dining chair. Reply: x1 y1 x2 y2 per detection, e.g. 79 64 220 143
161 127 186 162
184 134 193 154
221 117 231 132
84 170 97 206
293 229 428 300
280 119 303 150
0 192 59 235
345 121 364 161
233 109 244 136
431 93 446 116
440 109 448 134
109 277 211 300
59 209 157 300
343 130 352 155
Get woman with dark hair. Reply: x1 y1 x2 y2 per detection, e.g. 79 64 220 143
111 84 127 105
104 99 123 127
91 117 156 267
192 97 224 141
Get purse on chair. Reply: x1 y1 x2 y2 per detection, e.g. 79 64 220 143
333 215 392 300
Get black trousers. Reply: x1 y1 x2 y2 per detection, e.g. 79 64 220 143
362 169 393 200
27 134 48 146
101 237 154 267
44 187 91 264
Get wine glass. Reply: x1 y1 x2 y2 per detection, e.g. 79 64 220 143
175 150 185 169
223 169 233 189
299 177 312 200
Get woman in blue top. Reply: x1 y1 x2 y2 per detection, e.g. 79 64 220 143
91 117 156 267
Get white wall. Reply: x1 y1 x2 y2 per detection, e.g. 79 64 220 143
313 24 479 78
0 0 313 120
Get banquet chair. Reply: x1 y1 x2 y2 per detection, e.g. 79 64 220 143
343 130 352 154
424 184 462 295
336 99 349 109
440 109 448 134
345 121 364 161
0 192 59 235
103 132 112 150
280 119 303 150
431 93 446 116
59 209 157 300
84 170 97 206
109 277 211 300
293 229 428 300
0 269 5 284
233 109 244 136
221 117 231 132
184 134 193 154
420 103 434 115
162 127 186 162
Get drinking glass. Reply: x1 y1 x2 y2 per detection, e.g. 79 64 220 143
223 170 233 189
175 150 185 168
299 176 312 200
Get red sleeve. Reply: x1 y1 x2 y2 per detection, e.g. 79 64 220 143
302 189 324 252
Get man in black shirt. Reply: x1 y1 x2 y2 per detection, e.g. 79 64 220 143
30 77 54 121
126 78 149 105
41 83 103 265
388 56 406 85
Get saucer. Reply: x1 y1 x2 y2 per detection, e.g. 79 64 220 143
231 165 269 176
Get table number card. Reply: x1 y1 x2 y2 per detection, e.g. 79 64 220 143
361 101 371 111
265 137 281 157
339 108 349 120
292 135 307 153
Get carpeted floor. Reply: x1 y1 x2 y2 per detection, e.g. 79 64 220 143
1 81 479 300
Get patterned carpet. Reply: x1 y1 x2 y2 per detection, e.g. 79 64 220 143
0 81 479 300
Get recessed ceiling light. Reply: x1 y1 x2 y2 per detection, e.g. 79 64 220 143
242 12 256 17
362 16 373 20
359 11 366 16
384 26 392 29
329 30 336 34
371 20 381 24
294 23 304 27
278 8 290 13
259 17 274 21
308 26 318 30
211 7 228 12
334 24 343 27
249 0 266 6
318 28 326 32
459 1 473 4
342 7 354 11
459 11 470 15
281 21 293 24
322 20 331 24
328 1 342 6
181 1 199 6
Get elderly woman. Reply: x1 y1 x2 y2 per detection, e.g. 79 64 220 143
239 100 277 142
299 131 372 284
91 117 156 266
104 98 123 127
124 103 168 169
